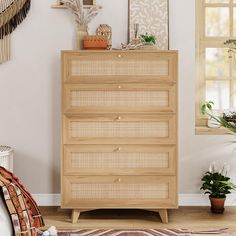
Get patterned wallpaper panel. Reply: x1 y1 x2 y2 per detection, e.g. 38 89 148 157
129 0 169 50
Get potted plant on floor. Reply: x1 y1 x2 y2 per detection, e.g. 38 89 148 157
201 163 236 214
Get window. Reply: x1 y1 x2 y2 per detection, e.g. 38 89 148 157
196 0 236 127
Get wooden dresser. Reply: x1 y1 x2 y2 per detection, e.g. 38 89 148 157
61 50 178 224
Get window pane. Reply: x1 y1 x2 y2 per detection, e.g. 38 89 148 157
205 7 229 37
206 80 230 109
234 8 236 36
233 55 236 77
206 0 229 3
205 48 230 77
232 82 236 108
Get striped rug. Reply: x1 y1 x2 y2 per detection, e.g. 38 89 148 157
56 228 232 236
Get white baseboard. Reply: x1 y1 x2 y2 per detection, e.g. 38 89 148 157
33 194 236 207
179 194 236 206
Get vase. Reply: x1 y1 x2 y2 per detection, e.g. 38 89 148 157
209 197 226 214
76 25 88 50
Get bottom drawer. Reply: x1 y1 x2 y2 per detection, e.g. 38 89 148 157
62 176 177 209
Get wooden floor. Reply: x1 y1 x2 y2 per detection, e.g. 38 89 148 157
40 207 236 234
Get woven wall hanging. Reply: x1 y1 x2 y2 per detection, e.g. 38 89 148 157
0 0 31 64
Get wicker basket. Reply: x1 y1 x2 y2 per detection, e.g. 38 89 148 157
0 146 13 172
83 36 108 50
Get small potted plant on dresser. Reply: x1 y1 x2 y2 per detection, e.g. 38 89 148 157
139 33 157 50
200 163 236 214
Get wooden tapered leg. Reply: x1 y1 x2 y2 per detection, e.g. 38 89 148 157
72 209 80 224
158 209 168 223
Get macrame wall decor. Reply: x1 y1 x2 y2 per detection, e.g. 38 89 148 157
0 0 31 64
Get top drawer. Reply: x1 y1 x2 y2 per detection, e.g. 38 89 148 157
62 51 178 84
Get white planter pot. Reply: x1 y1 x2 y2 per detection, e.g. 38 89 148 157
208 119 221 128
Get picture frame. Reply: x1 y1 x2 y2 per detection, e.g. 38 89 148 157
128 0 169 50
54 0 96 8
83 0 96 6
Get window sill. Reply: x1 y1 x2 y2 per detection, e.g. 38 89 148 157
195 126 234 135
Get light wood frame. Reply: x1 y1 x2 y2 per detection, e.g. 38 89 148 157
63 114 176 145
63 144 176 176
63 51 177 84
62 176 177 209
63 84 176 114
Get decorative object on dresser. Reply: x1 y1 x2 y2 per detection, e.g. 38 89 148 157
139 33 158 50
0 0 31 64
122 32 158 51
129 0 169 50
96 24 112 49
60 0 102 49
61 50 178 224
83 35 108 50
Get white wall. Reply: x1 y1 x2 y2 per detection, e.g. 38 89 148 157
0 0 236 197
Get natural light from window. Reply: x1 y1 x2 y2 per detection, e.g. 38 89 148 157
198 0 236 111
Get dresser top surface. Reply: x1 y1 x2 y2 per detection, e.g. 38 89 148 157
61 50 178 54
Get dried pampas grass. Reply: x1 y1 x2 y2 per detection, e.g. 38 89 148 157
61 0 102 27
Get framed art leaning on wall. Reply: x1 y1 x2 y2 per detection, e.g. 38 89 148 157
128 0 169 50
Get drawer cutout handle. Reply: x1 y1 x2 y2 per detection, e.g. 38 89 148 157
115 116 122 121
114 147 121 152
115 178 121 183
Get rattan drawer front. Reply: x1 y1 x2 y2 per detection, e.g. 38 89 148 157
62 51 177 83
70 122 168 137
64 145 176 175
64 84 176 113
64 115 176 144
71 58 168 76
62 176 177 208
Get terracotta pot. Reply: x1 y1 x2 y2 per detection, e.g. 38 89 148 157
83 36 108 50
209 197 226 214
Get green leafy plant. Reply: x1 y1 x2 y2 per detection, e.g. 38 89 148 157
139 33 156 45
201 164 235 198
201 101 214 115
201 101 236 133
224 39 236 57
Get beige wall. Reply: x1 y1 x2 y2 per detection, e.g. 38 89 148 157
0 0 236 195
